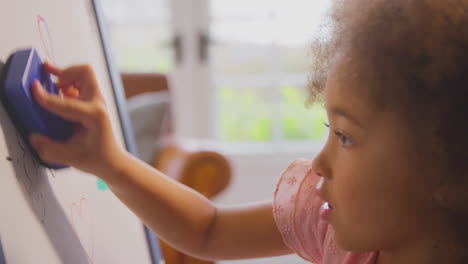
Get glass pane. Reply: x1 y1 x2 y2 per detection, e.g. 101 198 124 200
210 0 331 46
101 0 169 23
211 43 272 77
219 87 272 141
101 0 173 73
280 86 327 140
279 45 312 73
108 25 173 73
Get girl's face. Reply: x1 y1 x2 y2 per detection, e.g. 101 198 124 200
312 61 442 253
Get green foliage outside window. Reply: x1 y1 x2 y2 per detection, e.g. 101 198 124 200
281 85 327 140
220 87 272 141
219 86 327 141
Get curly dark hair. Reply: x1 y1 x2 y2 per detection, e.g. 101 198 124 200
308 0 468 252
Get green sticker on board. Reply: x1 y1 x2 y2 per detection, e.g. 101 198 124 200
97 178 109 191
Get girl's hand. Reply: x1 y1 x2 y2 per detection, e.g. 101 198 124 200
29 62 124 177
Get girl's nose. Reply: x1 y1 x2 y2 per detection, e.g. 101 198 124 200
311 150 331 180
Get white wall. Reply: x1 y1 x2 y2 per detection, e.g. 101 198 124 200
214 150 311 204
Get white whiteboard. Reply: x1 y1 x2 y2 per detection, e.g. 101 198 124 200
0 0 161 263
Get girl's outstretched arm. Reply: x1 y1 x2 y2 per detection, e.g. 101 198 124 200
108 152 291 260
29 63 291 261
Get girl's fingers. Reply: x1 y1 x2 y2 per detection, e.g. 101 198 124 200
55 81 81 99
55 80 74 89
44 61 95 83
43 61 63 76
32 80 95 126
59 86 80 99
29 133 72 165
45 63 101 101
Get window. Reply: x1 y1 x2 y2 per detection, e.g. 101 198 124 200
210 0 331 142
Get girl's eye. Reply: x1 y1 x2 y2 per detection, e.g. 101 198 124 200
324 122 353 147
334 131 353 147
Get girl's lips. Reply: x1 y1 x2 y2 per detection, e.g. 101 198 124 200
320 202 334 220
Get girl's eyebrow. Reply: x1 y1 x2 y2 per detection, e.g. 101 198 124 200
327 105 364 128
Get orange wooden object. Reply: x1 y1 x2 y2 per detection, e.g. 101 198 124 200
154 140 231 199
121 72 169 98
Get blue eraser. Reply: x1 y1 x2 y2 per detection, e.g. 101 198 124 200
0 48 73 169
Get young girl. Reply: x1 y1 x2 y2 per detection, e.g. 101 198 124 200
28 0 468 263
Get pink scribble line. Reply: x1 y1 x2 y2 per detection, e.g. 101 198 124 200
71 197 95 264
37 14 56 63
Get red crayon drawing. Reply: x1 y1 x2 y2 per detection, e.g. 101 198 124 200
37 14 56 63
71 197 95 264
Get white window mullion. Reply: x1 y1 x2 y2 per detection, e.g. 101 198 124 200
194 0 215 139
170 0 215 139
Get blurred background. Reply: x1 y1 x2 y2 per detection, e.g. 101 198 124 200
100 1 331 263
